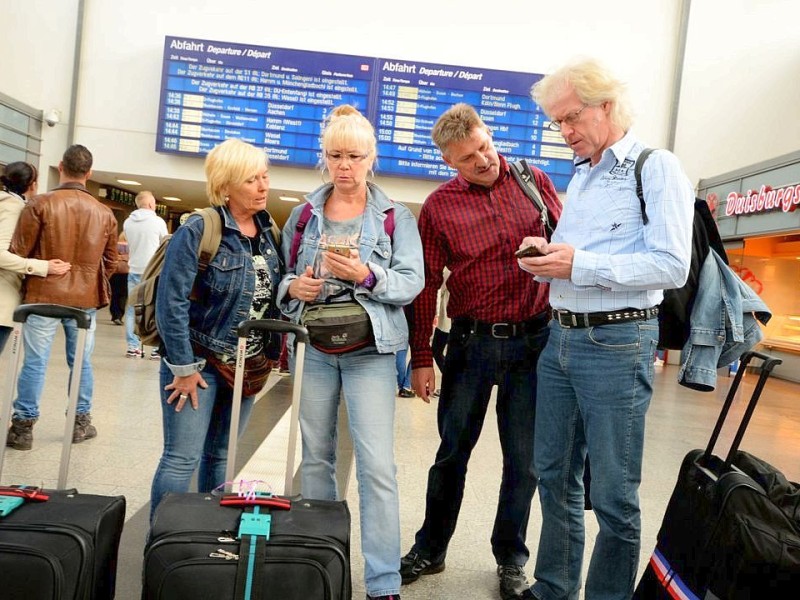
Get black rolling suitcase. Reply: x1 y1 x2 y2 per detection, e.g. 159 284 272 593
0 304 127 600
634 351 800 599
142 320 352 600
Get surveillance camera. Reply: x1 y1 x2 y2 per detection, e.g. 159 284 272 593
44 109 61 127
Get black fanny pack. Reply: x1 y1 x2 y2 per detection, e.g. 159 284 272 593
301 300 374 354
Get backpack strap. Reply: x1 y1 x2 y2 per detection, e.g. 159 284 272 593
510 159 553 239
288 202 395 269
197 207 223 272
288 203 314 269
634 148 656 225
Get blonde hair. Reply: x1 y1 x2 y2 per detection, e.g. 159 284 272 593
431 103 489 154
320 105 376 164
531 57 634 131
204 139 269 206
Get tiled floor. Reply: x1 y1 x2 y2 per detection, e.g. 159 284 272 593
2 311 799 599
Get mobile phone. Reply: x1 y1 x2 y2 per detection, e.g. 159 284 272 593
515 245 544 258
326 244 352 257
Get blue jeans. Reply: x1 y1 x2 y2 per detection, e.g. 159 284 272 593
298 345 400 597
149 362 255 522
125 272 141 349
412 319 549 566
12 311 97 420
395 347 412 390
531 319 658 600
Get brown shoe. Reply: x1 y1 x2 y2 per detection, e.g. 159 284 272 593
72 413 97 444
6 418 36 451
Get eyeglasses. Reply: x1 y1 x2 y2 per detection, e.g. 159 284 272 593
325 151 369 164
548 104 589 132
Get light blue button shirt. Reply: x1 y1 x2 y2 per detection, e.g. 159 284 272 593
548 131 694 312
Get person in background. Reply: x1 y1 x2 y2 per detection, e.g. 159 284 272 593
0 162 71 356
6 145 117 450
149 139 283 521
402 103 562 600
109 232 129 326
430 268 451 397
278 105 424 600
518 58 693 600
395 343 414 397
123 190 168 359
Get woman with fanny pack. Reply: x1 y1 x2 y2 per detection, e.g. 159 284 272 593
149 139 283 522
277 105 424 600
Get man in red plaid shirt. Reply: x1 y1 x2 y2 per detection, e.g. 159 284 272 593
400 103 562 600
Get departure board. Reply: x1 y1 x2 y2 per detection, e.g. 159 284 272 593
156 36 574 190
375 59 574 190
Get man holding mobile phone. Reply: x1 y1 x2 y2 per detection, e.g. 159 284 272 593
519 58 693 600
402 103 562 600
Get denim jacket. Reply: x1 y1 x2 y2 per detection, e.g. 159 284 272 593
157 206 283 376
678 249 771 391
277 182 424 354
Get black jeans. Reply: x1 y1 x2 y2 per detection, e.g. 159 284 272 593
413 319 549 566
109 273 128 320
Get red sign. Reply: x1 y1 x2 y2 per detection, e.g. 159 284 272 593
725 184 800 216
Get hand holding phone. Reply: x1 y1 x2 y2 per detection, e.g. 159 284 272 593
515 245 544 258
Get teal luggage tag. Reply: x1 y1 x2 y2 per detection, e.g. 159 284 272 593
0 496 25 517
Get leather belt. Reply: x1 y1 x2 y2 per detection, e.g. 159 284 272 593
551 307 659 328
452 313 549 339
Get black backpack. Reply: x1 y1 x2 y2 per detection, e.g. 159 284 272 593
635 149 728 350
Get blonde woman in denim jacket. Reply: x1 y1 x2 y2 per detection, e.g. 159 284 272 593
277 105 424 600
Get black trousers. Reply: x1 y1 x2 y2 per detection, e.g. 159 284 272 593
109 273 128 320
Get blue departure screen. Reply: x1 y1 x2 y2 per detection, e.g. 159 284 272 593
156 36 574 190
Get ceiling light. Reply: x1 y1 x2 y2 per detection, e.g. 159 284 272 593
117 179 141 186
162 196 182 202
279 196 300 202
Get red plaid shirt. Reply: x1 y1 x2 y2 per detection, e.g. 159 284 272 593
409 155 562 369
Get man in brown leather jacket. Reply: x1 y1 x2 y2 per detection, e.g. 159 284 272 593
6 144 118 451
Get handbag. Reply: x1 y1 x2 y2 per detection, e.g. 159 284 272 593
301 300 374 354
204 351 273 397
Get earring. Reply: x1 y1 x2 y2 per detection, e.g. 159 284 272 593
224 195 230 203
367 168 375 182
320 166 330 184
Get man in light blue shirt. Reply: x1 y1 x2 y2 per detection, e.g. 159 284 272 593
517 58 693 600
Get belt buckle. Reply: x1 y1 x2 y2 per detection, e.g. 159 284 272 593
554 309 574 328
491 323 512 339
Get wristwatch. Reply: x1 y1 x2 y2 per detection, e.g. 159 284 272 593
361 270 377 290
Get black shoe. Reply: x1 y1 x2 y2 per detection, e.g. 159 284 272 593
498 565 528 600
111 318 123 325
519 590 538 600
6 418 36 451
398 388 415 398
366 595 401 600
73 413 97 444
399 550 445 584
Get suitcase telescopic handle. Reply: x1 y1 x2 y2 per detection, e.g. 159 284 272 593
703 350 783 469
13 304 92 329
236 319 309 344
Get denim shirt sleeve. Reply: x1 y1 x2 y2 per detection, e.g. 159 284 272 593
155 217 207 376
356 204 424 305
570 149 694 292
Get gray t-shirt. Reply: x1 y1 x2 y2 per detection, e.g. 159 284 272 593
314 213 363 302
